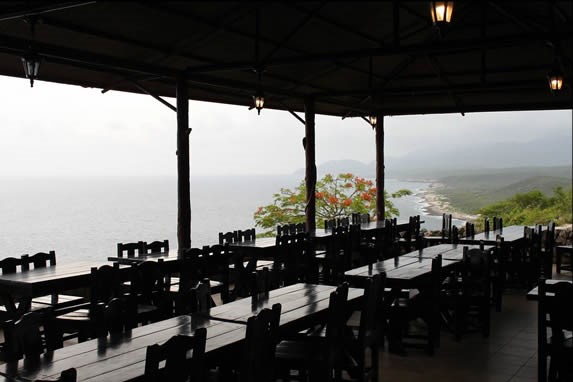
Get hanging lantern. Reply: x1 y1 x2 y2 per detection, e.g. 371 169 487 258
21 53 41 87
548 67 564 92
253 89 265 115
430 1 454 24
368 115 378 127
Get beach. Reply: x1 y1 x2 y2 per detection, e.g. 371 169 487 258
417 183 478 222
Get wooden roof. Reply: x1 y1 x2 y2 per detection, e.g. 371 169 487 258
0 1 571 117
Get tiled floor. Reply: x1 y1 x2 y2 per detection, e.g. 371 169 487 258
379 289 538 382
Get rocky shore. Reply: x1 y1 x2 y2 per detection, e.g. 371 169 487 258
417 183 479 222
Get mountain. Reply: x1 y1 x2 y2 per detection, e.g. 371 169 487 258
293 133 571 180
385 134 572 178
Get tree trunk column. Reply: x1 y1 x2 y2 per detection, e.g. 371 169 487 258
375 115 385 221
305 96 317 231
176 75 191 250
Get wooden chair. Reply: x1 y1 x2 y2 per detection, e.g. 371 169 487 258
274 233 307 287
34 368 77 382
142 239 169 254
175 278 212 316
20 251 56 271
484 217 490 233
144 328 207 382
202 244 232 303
239 304 282 382
117 241 145 258
523 227 543 287
389 256 442 355
425 214 452 246
130 260 172 324
444 247 491 340
319 226 350 285
492 216 503 231
218 231 238 245
555 245 572 277
237 228 256 242
276 284 349 382
54 263 133 341
399 215 421 253
538 279 573 382
344 274 384 382
324 218 337 230
464 222 475 239
3 310 62 362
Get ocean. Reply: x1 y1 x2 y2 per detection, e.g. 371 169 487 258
0 176 463 263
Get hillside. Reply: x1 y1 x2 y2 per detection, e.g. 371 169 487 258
435 172 572 213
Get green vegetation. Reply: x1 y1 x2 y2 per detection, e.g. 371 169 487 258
435 167 572 214
254 173 411 236
476 187 572 227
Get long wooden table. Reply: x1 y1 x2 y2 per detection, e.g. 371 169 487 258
205 283 363 331
0 314 244 382
402 243 494 261
344 251 461 289
458 225 527 245
0 283 361 382
0 260 112 317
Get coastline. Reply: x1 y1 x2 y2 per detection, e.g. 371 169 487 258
417 183 478 222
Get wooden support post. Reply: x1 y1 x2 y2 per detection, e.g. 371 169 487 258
304 96 317 231
176 75 191 250
375 115 385 221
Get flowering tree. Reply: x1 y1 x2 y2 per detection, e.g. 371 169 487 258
254 173 411 234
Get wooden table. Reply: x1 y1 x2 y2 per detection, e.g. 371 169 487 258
0 260 111 317
344 255 459 289
0 283 362 382
107 249 180 264
0 314 245 382
526 279 572 300
402 243 494 261
458 225 527 245
206 283 363 332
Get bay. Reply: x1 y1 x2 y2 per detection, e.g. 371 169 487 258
0 176 459 263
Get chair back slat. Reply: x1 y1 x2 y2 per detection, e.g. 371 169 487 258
143 240 169 254
144 329 207 382
21 251 56 271
117 242 145 258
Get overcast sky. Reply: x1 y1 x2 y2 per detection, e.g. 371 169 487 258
0 75 571 177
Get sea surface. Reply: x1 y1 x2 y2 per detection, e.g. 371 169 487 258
0 176 463 263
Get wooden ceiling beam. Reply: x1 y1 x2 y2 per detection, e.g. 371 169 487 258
0 2 94 22
142 3 389 83
287 2 385 46
183 32 568 74
260 2 327 66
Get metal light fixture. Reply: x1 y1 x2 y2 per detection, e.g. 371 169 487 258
21 16 41 87
254 89 265 115
21 52 40 87
368 115 378 127
548 58 564 92
430 1 454 24
548 70 563 92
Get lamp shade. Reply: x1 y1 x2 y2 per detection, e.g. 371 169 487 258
369 115 378 127
21 54 40 87
254 90 264 115
548 69 564 92
430 1 454 24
